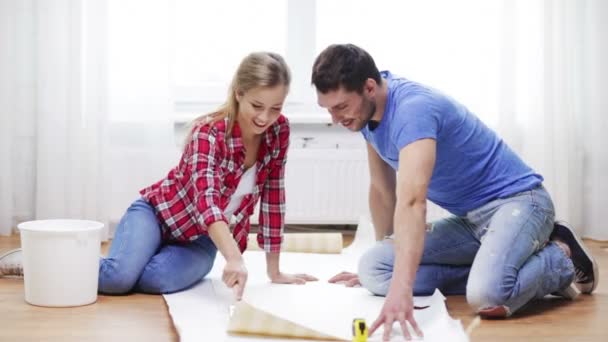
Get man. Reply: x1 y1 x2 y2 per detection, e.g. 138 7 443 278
311 44 598 341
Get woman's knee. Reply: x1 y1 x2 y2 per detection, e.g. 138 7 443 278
136 254 214 294
136 272 182 294
98 259 140 294
136 264 208 294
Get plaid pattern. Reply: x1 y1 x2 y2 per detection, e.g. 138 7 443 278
140 115 289 253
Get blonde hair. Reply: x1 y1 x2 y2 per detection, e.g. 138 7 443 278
184 52 291 148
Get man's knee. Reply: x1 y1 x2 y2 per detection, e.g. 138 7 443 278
466 276 510 312
357 243 393 296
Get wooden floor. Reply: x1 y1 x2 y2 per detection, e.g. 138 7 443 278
1 234 607 341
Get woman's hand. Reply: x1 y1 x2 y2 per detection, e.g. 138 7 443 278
265 252 317 284
269 272 318 284
207 221 249 300
222 258 248 300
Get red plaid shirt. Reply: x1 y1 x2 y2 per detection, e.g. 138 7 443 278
140 115 289 253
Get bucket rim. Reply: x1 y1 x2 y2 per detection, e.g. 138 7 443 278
17 219 104 233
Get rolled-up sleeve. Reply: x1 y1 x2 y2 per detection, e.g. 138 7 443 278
189 126 229 233
257 120 289 252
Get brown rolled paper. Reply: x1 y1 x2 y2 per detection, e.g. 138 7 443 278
228 300 344 341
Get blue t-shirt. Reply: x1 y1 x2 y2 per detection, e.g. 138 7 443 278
362 71 543 216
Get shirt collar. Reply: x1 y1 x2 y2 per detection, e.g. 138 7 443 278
227 117 279 155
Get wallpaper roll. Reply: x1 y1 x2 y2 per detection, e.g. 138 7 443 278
246 233 343 254
228 300 343 341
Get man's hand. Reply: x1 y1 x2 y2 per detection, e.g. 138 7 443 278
223 258 248 300
269 272 318 284
369 287 423 341
328 271 361 287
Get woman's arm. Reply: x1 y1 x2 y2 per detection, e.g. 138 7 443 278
188 124 247 298
259 118 317 284
208 221 247 299
257 119 289 255
188 124 230 234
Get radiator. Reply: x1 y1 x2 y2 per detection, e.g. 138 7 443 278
284 147 370 224
251 146 450 225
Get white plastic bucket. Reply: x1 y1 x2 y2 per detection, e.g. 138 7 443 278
17 219 104 307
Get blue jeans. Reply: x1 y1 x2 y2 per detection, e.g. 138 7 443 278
99 198 217 294
358 185 575 316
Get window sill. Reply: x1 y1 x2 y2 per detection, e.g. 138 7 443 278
174 111 333 125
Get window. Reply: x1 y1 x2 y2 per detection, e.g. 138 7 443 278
172 0 287 105
172 0 324 122
316 0 503 126
109 0 504 125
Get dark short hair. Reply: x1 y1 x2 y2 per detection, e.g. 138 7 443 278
311 44 382 94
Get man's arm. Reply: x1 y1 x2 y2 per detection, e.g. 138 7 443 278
368 138 436 340
391 138 435 296
367 142 397 241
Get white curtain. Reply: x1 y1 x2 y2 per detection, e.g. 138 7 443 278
1 0 37 236
0 0 175 238
0 0 110 238
0 0 17 236
581 0 608 240
104 0 176 237
497 0 607 240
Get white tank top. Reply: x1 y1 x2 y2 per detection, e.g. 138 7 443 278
224 165 257 219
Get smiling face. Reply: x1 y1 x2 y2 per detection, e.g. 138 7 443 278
236 85 288 136
316 83 377 132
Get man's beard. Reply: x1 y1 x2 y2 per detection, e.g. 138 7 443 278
353 97 377 132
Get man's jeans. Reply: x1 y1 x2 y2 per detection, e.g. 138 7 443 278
358 185 575 315
98 198 217 294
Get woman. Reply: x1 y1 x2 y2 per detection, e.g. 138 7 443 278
100 51 317 297
0 52 318 298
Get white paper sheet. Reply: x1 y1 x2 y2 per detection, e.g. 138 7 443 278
164 217 469 341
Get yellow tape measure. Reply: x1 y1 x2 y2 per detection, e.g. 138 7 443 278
352 318 368 342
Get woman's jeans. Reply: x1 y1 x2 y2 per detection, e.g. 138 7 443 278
98 198 217 294
358 185 575 316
